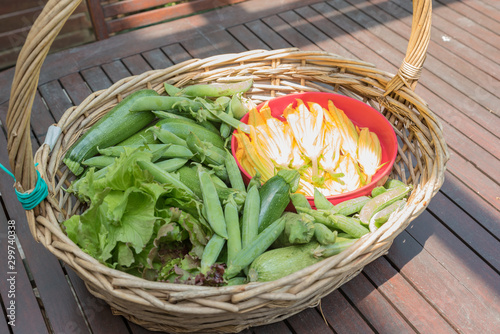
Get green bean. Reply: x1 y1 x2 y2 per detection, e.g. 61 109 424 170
137 160 196 196
313 188 335 210
241 186 260 249
225 200 241 264
130 96 204 113
179 79 253 97
200 234 226 275
198 168 228 239
224 151 246 193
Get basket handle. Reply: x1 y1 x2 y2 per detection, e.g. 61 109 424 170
6 0 431 191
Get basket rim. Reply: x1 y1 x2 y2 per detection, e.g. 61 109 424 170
34 49 446 297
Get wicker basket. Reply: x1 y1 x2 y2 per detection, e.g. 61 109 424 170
6 0 448 332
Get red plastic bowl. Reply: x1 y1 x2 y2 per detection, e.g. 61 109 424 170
231 92 398 207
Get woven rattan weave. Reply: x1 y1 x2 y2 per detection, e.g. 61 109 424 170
6 0 447 332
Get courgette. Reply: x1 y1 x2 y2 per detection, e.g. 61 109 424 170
257 169 300 233
63 89 159 175
248 242 321 282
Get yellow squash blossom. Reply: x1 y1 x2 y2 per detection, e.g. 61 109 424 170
328 100 358 159
357 127 382 184
285 100 324 178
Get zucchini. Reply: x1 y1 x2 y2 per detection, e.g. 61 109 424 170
257 169 300 233
248 242 321 282
63 89 159 175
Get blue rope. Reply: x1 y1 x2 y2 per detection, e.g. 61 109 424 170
0 162 48 210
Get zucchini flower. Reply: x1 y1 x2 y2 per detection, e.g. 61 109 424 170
254 105 294 169
234 129 275 181
334 154 361 193
357 128 382 184
290 142 309 170
320 123 343 174
285 100 324 178
328 100 358 159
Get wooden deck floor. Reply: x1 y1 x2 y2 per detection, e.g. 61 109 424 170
1 0 499 333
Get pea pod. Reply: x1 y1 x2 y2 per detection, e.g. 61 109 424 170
225 151 246 193
313 188 335 210
291 193 311 210
226 277 247 286
329 215 369 238
314 223 337 245
225 215 286 279
82 155 116 169
130 96 204 113
371 186 387 198
179 79 253 97
158 118 225 150
384 179 407 189
200 234 226 275
313 238 358 258
186 132 226 166
154 158 188 172
359 186 412 225
241 186 260 249
230 93 249 120
149 126 188 146
369 199 406 232
331 196 370 216
164 82 181 96
273 212 315 248
98 144 193 160
225 200 241 264
137 160 196 196
198 168 228 239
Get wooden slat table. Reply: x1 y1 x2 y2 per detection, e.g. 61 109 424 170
1 0 499 333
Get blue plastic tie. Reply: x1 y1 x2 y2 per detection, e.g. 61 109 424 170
0 162 48 210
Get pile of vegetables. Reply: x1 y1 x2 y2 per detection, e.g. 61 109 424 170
61 79 410 286
234 99 385 197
